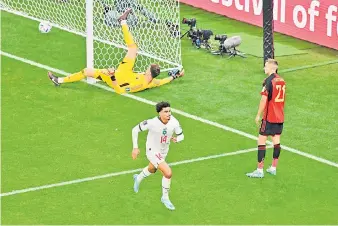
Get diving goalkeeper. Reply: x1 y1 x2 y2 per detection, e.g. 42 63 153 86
47 8 184 94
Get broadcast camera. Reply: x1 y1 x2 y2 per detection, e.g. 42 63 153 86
180 17 197 40
181 18 213 49
214 34 228 44
186 28 213 49
211 34 246 58
194 29 213 49
182 18 197 28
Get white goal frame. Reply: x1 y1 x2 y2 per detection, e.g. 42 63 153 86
1 0 183 83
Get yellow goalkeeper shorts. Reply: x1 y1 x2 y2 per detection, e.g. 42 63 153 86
115 57 137 84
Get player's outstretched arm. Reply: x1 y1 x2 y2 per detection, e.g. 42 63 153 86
148 69 184 89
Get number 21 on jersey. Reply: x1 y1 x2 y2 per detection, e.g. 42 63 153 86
275 84 286 102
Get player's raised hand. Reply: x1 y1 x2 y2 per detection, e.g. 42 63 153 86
132 148 140 160
171 137 177 143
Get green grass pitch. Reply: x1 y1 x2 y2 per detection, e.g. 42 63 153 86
1 3 338 224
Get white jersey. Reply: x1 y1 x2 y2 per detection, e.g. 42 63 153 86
138 116 182 153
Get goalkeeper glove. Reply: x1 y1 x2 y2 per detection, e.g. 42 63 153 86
168 69 184 79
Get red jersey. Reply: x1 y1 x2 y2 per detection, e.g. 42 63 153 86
260 73 286 123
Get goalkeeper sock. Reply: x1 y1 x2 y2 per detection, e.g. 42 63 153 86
60 71 85 83
162 177 171 199
121 20 136 47
136 166 152 184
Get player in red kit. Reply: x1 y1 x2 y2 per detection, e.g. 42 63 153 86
246 59 286 178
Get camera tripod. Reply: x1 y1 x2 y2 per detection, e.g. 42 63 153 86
199 40 212 50
211 47 246 59
226 48 246 59
180 27 194 39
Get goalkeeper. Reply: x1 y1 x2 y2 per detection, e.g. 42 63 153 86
48 8 184 94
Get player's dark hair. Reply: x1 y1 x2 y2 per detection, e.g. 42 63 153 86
156 101 170 113
150 64 161 78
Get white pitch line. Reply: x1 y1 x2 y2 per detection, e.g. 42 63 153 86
0 147 257 197
1 50 338 170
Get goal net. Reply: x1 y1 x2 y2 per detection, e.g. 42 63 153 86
0 0 182 72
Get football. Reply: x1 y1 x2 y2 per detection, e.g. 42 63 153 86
39 21 52 33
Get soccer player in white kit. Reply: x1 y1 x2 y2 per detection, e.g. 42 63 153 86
131 101 184 210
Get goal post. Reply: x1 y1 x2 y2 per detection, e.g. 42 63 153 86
86 0 95 83
86 0 94 69
1 0 183 75
263 0 275 66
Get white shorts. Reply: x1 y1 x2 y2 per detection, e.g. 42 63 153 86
146 148 168 168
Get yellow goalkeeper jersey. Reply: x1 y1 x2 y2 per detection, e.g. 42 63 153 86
113 74 172 94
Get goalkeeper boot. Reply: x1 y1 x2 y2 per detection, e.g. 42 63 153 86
266 166 277 175
133 174 140 193
246 169 264 178
161 197 175 211
47 71 60 86
118 8 132 22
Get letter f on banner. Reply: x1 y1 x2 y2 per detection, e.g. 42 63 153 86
326 5 338 37
308 0 320 31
